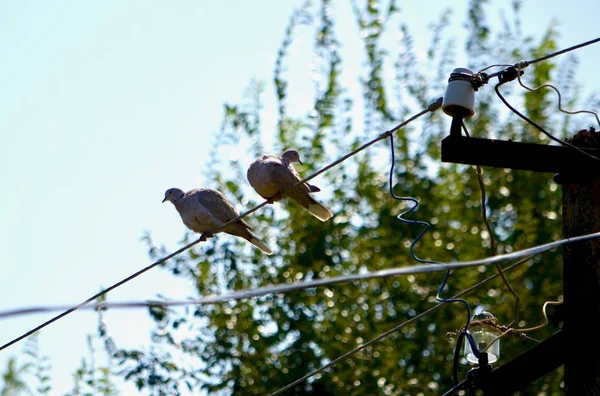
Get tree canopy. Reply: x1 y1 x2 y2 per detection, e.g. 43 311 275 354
3 1 591 395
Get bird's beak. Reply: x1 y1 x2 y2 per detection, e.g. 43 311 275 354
162 197 167 203
298 159 303 165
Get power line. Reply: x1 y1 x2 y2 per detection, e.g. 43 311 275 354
521 37 600 68
294 97 443 188
270 254 538 396
1 231 599 321
0 99 443 353
481 37 600 81
0 237 203 352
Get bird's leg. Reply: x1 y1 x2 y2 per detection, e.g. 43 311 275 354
199 232 214 242
266 192 283 204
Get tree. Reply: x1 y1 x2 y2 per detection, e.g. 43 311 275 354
0 333 50 396
1 358 31 396
112 0 586 394
68 296 119 396
0 298 119 396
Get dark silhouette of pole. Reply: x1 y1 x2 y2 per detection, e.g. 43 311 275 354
561 128 600 395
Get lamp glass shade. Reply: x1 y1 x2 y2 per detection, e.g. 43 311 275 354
463 312 501 365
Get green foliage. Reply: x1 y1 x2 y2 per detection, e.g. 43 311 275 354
1 358 32 396
0 333 52 396
113 1 584 394
23 334 52 395
68 299 119 396
0 296 120 396
69 335 118 396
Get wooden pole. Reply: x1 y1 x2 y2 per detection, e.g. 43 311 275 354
561 128 600 395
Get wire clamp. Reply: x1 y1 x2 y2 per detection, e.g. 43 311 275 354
497 66 524 85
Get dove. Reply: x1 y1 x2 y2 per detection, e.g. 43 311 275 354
247 149 333 222
162 187 273 255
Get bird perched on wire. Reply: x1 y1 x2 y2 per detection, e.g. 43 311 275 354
247 149 333 222
162 187 273 255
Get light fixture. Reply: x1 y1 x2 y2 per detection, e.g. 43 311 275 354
464 311 501 365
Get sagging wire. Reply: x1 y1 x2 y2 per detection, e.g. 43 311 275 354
494 78 600 162
0 252 566 321
388 133 480 359
461 122 521 325
515 62 600 128
4 229 600 320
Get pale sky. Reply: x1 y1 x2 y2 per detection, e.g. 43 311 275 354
1 1 598 394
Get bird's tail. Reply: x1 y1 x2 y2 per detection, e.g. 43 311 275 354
307 183 321 193
225 223 273 255
306 198 334 222
247 234 273 255
292 193 333 222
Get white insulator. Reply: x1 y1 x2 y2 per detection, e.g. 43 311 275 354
442 68 476 118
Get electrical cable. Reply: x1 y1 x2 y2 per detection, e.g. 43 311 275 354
452 330 466 385
515 63 600 128
479 37 600 81
2 230 598 320
461 122 521 325
0 100 443 353
520 37 600 68
296 97 444 188
516 299 562 333
459 123 497 254
270 254 537 396
388 133 478 354
494 81 600 162
0 237 207 353
477 64 513 74
447 132 502 385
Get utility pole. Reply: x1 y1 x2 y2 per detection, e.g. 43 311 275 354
441 117 600 393
561 128 600 395
438 38 600 391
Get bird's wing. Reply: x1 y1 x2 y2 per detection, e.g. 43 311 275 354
270 163 311 196
195 188 251 229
